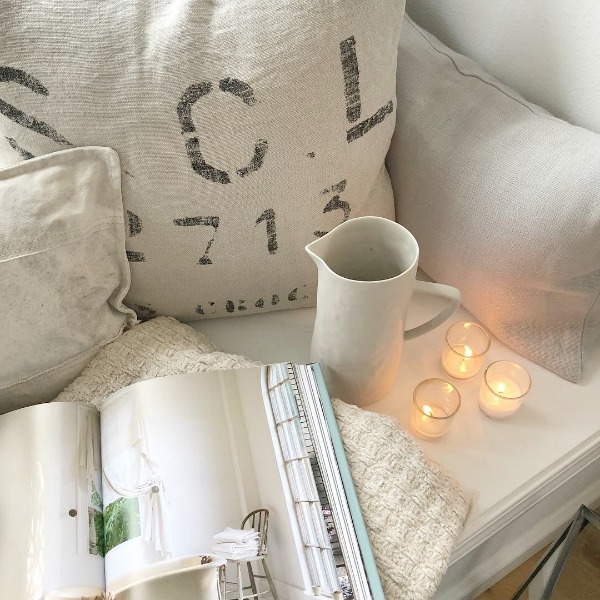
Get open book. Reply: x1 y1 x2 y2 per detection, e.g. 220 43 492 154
0 363 383 600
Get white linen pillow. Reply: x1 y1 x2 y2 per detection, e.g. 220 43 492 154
0 147 137 413
387 16 600 382
0 0 405 321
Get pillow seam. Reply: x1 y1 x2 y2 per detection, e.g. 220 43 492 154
406 16 554 121
581 285 600 371
1 327 125 391
1 216 123 256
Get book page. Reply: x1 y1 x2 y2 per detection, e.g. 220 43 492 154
0 402 105 599
100 367 308 600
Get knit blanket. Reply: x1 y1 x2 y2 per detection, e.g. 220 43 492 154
55 316 260 407
54 316 471 599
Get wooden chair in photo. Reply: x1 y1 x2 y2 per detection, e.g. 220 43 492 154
220 509 279 600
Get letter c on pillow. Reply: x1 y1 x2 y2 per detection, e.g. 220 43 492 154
177 79 268 184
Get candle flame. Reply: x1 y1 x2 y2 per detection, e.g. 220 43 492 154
422 404 433 417
459 345 474 373
497 381 506 395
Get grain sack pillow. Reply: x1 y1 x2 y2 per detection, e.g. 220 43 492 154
386 16 600 382
0 0 405 321
0 147 137 413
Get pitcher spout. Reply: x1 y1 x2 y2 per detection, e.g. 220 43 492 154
305 218 357 271
305 234 329 269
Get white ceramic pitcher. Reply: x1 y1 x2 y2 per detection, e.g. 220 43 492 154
306 216 461 407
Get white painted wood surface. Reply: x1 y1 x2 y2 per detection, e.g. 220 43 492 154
189 295 600 598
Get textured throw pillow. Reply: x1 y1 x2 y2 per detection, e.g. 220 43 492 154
0 0 405 321
0 147 137 413
387 16 600 382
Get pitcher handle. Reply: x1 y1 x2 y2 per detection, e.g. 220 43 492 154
404 280 461 341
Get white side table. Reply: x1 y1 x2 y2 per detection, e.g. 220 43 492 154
191 296 600 599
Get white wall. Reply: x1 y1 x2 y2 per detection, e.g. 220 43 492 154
236 368 308 594
0 403 104 599
103 369 307 598
103 373 247 585
406 0 600 133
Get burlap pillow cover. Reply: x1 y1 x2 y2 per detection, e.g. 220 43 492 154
387 17 600 382
1 1 405 321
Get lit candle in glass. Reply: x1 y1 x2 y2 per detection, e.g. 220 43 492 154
479 360 531 419
442 321 491 379
411 379 461 439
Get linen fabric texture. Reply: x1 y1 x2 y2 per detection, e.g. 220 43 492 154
0 0 405 321
54 316 471 600
0 147 136 413
387 16 600 382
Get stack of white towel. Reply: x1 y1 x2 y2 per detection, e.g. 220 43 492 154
212 527 260 560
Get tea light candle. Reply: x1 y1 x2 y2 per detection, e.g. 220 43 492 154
479 360 531 419
411 379 461 439
442 321 491 379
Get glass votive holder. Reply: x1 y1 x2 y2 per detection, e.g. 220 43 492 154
411 378 461 440
442 321 491 379
479 360 531 419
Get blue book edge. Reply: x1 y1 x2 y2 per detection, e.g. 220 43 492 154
311 363 385 600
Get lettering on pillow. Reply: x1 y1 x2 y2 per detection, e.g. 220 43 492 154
1 3 401 321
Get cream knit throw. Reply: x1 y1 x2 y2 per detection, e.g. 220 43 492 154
54 316 471 598
54 316 259 408
332 399 471 599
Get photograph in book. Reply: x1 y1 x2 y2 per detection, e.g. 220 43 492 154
0 363 383 600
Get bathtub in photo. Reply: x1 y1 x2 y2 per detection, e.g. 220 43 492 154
108 554 225 600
